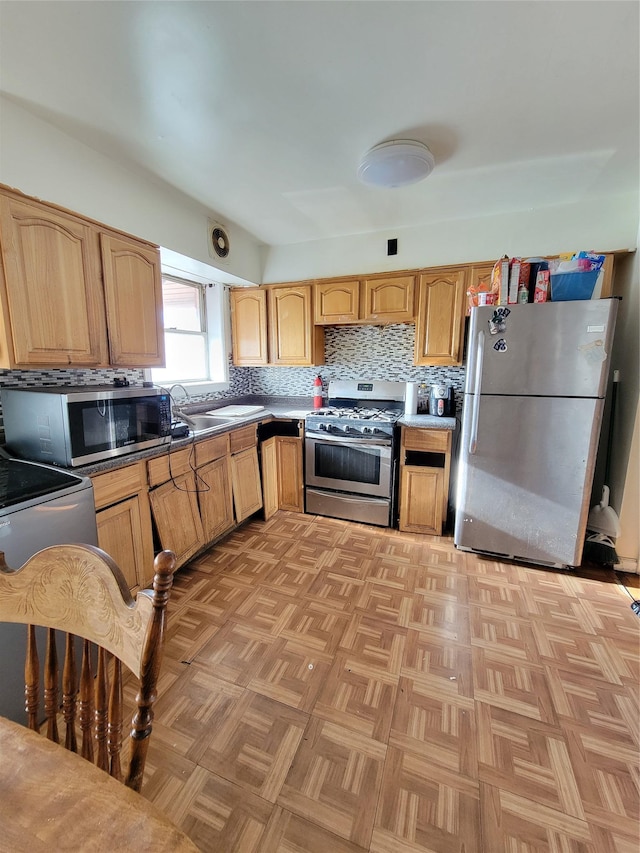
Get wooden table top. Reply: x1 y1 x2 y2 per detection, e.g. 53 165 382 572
0 716 200 852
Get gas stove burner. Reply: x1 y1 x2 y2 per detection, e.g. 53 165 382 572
315 406 400 422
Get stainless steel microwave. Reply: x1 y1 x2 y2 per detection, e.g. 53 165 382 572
2 385 172 467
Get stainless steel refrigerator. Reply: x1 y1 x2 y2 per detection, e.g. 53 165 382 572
454 298 618 568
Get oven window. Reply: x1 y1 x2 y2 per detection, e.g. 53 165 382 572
314 443 381 485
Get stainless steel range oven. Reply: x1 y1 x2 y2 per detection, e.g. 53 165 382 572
304 380 405 527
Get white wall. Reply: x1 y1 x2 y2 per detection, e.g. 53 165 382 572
0 96 263 286
263 193 639 282
2 94 637 289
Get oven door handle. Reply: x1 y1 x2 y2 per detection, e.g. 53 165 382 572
306 433 392 448
322 492 389 505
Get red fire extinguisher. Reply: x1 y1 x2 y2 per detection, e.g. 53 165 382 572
313 375 323 409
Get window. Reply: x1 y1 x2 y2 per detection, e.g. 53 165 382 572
150 274 228 389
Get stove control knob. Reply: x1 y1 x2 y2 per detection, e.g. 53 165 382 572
318 423 327 431
363 426 373 434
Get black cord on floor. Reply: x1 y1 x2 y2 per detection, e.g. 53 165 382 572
614 572 640 616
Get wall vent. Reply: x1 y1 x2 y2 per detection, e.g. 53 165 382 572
207 220 230 264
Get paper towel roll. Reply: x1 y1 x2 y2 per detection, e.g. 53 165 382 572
404 382 418 415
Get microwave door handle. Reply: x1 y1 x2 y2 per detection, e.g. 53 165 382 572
469 329 484 455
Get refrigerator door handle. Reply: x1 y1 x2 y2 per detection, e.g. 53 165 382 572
469 330 485 454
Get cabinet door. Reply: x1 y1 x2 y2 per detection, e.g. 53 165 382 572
230 288 268 365
96 496 147 591
198 456 234 542
261 437 279 520
100 233 165 367
399 466 444 534
194 433 230 468
276 436 303 512
230 447 263 522
402 428 451 526
466 262 495 316
149 472 205 568
91 461 155 591
362 274 415 323
268 285 323 365
0 193 108 367
414 268 467 366
314 279 360 324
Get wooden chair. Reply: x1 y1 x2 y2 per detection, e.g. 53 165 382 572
0 543 176 792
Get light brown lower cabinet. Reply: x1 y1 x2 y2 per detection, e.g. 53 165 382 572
399 466 445 534
261 438 279 520
197 456 235 541
398 427 452 535
230 447 263 522
91 461 155 592
194 434 235 541
148 471 205 568
261 435 303 520
147 446 205 569
276 437 304 512
147 435 240 568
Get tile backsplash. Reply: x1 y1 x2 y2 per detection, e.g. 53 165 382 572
240 324 466 412
0 323 465 437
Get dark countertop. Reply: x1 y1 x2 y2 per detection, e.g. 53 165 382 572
76 397 314 476
397 414 457 430
59 396 457 477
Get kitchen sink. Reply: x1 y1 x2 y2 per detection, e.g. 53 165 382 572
182 414 236 434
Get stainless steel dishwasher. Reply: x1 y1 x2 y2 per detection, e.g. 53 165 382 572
0 447 98 722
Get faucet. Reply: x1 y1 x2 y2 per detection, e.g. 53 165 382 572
168 384 190 420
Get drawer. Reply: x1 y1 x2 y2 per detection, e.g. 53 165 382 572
147 446 194 487
91 461 147 510
194 433 230 468
402 427 451 453
229 423 257 454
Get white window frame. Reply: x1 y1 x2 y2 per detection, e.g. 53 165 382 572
145 261 231 395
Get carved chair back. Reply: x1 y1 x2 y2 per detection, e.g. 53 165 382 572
0 544 176 792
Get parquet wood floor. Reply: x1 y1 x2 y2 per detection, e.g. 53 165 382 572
130 512 639 852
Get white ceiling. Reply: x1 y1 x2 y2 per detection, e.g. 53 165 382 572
0 1 638 248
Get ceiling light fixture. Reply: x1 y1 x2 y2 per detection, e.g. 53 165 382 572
357 140 435 188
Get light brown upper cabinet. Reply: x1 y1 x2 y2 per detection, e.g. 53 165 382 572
230 283 324 366
100 232 164 367
0 185 164 369
362 273 415 323
314 272 415 325
0 190 108 367
465 262 495 316
268 284 324 365
230 287 268 365
414 267 467 366
314 278 361 324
